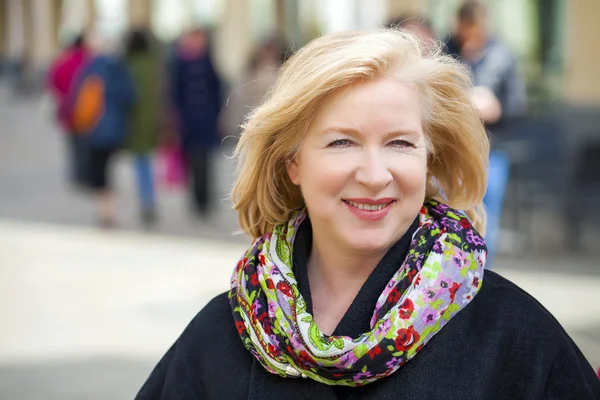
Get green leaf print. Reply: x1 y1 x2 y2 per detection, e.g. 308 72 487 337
387 345 395 352
430 299 444 310
354 344 369 359
301 316 313 323
276 238 291 264
333 338 344 350
447 211 460 220
392 351 403 357
447 303 460 313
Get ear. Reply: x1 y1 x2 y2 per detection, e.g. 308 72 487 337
286 158 301 185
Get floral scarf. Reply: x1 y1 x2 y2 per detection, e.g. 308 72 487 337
229 200 487 386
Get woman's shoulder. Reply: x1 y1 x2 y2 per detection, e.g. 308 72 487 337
475 270 569 335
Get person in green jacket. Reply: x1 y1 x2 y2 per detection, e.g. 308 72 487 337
124 28 162 225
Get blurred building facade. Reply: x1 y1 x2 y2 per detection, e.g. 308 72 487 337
0 0 598 105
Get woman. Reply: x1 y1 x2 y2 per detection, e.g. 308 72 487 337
136 30 599 399
124 28 162 225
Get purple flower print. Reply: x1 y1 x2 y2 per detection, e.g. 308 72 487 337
421 308 437 325
441 217 461 232
434 273 452 290
269 334 281 348
432 240 443 253
253 299 262 312
353 371 373 382
374 318 393 336
338 352 358 368
290 332 305 349
268 300 278 318
385 357 403 369
466 230 485 246
422 287 441 303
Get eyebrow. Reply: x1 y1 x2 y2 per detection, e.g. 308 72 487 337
322 126 421 139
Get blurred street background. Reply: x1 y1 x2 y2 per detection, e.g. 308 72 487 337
0 0 599 398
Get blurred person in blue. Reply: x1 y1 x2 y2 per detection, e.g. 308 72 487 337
46 33 91 187
124 28 162 226
65 31 136 227
447 0 528 264
170 28 222 219
136 29 599 399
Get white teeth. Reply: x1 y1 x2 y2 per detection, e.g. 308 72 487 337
346 200 389 211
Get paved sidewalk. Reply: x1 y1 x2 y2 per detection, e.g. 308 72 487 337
1 220 598 399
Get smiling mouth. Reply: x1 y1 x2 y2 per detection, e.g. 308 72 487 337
343 199 395 211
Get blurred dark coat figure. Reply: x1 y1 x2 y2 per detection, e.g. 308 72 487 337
124 28 162 224
46 34 90 187
170 28 222 217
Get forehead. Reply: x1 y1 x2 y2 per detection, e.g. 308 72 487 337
309 76 423 134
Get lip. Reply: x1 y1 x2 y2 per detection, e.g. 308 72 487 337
342 198 396 221
343 197 395 205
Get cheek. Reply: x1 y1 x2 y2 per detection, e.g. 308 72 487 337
393 155 428 192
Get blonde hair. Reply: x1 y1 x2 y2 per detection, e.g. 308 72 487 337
232 29 489 239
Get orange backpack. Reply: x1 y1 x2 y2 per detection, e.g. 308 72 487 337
70 74 105 134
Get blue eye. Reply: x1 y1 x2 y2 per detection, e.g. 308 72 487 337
390 140 414 148
327 139 353 148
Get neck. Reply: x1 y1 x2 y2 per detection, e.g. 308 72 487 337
306 233 389 335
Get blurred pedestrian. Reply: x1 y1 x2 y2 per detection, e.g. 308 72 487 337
124 28 162 225
447 0 528 264
170 28 222 218
219 37 285 145
46 33 90 188
65 32 136 227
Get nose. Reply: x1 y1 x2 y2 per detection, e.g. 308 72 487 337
355 150 393 191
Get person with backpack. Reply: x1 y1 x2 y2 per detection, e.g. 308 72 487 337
124 28 162 226
46 33 90 187
66 33 136 227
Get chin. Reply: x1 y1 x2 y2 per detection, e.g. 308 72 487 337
344 230 396 254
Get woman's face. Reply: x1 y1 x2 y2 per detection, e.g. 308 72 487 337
287 75 428 256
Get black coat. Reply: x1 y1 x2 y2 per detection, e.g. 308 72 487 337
136 219 600 399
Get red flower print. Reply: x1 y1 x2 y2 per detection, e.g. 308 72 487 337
298 350 315 367
332 373 344 378
235 321 245 335
472 276 479 288
388 288 401 303
266 278 275 290
398 298 415 319
460 218 472 229
258 254 266 264
395 326 420 352
449 282 461 301
367 345 382 359
277 281 293 297
268 343 280 357
251 273 259 286
407 268 418 282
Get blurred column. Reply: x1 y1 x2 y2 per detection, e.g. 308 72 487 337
564 0 600 103
5 0 25 86
50 0 63 49
28 0 58 72
129 0 152 29
275 0 303 46
386 0 424 19
61 0 96 40
213 0 254 83
0 0 6 69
